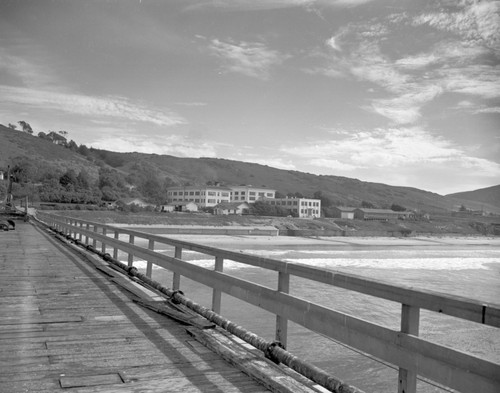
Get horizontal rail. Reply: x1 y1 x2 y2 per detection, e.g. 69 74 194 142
37 212 500 393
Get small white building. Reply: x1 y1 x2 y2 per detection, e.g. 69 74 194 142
263 197 321 218
161 201 198 212
214 202 250 215
117 198 153 208
330 207 356 219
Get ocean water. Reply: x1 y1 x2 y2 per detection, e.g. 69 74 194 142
115 236 500 393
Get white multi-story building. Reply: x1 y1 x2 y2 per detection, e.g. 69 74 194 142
166 185 232 208
230 185 275 203
166 184 276 208
263 197 321 218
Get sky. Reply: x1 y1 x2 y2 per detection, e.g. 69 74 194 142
1 0 499 195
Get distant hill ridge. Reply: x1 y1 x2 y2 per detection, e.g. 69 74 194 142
1 124 499 213
447 185 500 209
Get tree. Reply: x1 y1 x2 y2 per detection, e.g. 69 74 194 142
67 140 78 151
11 157 38 183
390 203 406 212
59 169 78 188
8 123 17 130
98 168 119 189
46 131 67 145
361 200 376 208
313 190 333 208
18 121 33 134
77 144 90 157
139 172 164 204
76 170 91 189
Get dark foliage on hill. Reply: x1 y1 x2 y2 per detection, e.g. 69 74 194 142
1 124 499 213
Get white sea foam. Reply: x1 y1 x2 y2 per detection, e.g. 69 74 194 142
124 256 498 271
285 257 497 270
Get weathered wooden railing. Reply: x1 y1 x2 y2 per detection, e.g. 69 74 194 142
37 212 500 393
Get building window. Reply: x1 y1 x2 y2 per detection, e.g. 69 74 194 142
249 191 255 196
266 193 273 197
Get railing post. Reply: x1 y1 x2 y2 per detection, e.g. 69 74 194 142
92 225 97 248
146 239 154 278
85 223 90 245
398 304 420 393
128 235 135 267
212 256 224 313
78 222 83 241
101 227 107 253
113 230 119 260
173 246 182 290
275 271 290 348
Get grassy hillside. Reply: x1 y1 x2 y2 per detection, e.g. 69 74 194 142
116 153 471 213
2 124 499 214
0 125 100 179
447 185 500 211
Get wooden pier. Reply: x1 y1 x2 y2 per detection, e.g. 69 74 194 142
0 221 318 393
2 214 500 393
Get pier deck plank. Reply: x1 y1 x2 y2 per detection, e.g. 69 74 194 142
0 221 271 393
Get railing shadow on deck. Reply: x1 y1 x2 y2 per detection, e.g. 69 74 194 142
36 212 500 393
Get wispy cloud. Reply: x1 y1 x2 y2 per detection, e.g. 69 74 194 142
174 102 208 107
412 0 500 50
370 85 443 124
91 134 217 157
281 127 500 174
313 1 500 124
232 156 296 170
0 86 186 126
0 46 186 127
186 0 375 12
0 48 62 90
475 106 500 114
209 39 287 79
278 126 500 192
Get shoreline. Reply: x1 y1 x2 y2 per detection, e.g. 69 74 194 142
148 233 500 247
110 224 500 246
